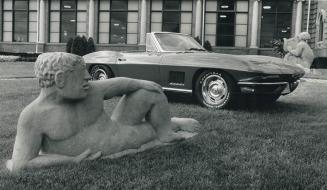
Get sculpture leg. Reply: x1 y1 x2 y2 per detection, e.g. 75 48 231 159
111 89 185 143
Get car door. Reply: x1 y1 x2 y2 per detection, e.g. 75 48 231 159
115 52 162 84
160 53 195 91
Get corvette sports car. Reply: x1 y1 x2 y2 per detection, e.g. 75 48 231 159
84 32 305 109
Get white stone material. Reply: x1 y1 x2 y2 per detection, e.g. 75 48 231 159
39 0 46 43
195 0 202 38
88 0 95 38
295 0 303 35
139 0 147 45
250 0 260 48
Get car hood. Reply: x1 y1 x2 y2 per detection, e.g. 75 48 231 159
163 52 305 75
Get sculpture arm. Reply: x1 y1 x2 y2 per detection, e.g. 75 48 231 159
95 77 163 99
289 43 305 57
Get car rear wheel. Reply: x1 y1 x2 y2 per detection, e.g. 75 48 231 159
195 70 237 109
90 65 113 80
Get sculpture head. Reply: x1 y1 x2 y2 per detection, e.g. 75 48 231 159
35 52 91 99
296 32 311 41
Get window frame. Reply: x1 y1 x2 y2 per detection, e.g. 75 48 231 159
259 0 293 48
204 0 249 47
48 0 86 43
109 0 128 44
1 0 37 42
98 0 139 44
150 0 193 33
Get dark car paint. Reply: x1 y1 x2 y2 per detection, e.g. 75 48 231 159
84 50 305 94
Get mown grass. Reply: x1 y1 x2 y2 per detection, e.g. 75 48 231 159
0 79 327 189
0 62 35 79
0 77 327 189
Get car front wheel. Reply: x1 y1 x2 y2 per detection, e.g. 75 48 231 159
195 70 236 109
90 65 113 80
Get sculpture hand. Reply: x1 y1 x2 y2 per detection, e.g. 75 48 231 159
287 46 293 52
140 80 163 93
74 149 102 163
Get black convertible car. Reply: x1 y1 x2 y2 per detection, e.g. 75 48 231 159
84 32 305 109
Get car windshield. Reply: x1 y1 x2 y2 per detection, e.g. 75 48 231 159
154 33 206 52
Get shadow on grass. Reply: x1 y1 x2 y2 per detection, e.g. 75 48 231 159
165 92 198 106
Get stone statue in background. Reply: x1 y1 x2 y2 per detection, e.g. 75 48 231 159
6 52 199 172
283 32 314 73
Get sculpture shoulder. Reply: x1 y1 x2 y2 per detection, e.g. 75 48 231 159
17 101 41 131
298 41 312 51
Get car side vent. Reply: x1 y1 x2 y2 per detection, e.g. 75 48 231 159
169 71 185 86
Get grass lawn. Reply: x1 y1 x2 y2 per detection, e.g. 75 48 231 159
0 62 327 189
0 62 35 79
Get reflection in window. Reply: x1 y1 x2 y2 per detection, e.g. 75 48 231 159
217 12 235 46
60 1 77 42
49 0 87 43
205 0 249 47
13 0 28 42
218 0 234 11
14 10 28 42
110 11 127 44
1 0 38 42
162 0 181 32
260 0 293 47
319 17 324 42
151 0 193 34
98 0 139 44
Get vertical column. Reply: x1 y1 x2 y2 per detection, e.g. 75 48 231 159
139 0 147 45
250 0 260 48
0 0 2 42
39 0 46 43
88 0 95 38
295 0 303 35
195 0 202 38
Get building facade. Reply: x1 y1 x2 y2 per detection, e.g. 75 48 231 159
0 0 325 56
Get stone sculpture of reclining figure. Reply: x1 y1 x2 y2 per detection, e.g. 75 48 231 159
6 52 199 172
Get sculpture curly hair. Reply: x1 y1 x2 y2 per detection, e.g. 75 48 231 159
297 32 311 41
34 52 85 88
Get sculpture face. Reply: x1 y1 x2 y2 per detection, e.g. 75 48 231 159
58 62 91 100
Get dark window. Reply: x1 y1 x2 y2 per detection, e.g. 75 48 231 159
111 0 128 10
109 0 128 44
14 0 28 10
14 11 28 42
162 12 180 32
61 12 77 42
60 0 77 43
13 0 28 42
260 0 293 47
49 0 85 43
61 0 77 10
164 0 180 10
218 0 234 11
319 17 324 42
162 0 181 32
110 11 127 44
216 0 235 47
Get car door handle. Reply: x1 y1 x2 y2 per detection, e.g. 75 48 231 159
118 58 126 61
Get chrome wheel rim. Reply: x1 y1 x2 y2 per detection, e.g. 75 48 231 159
94 69 108 80
201 74 229 106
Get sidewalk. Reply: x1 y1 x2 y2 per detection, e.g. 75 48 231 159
304 69 327 80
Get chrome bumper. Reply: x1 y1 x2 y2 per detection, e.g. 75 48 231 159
238 80 300 95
